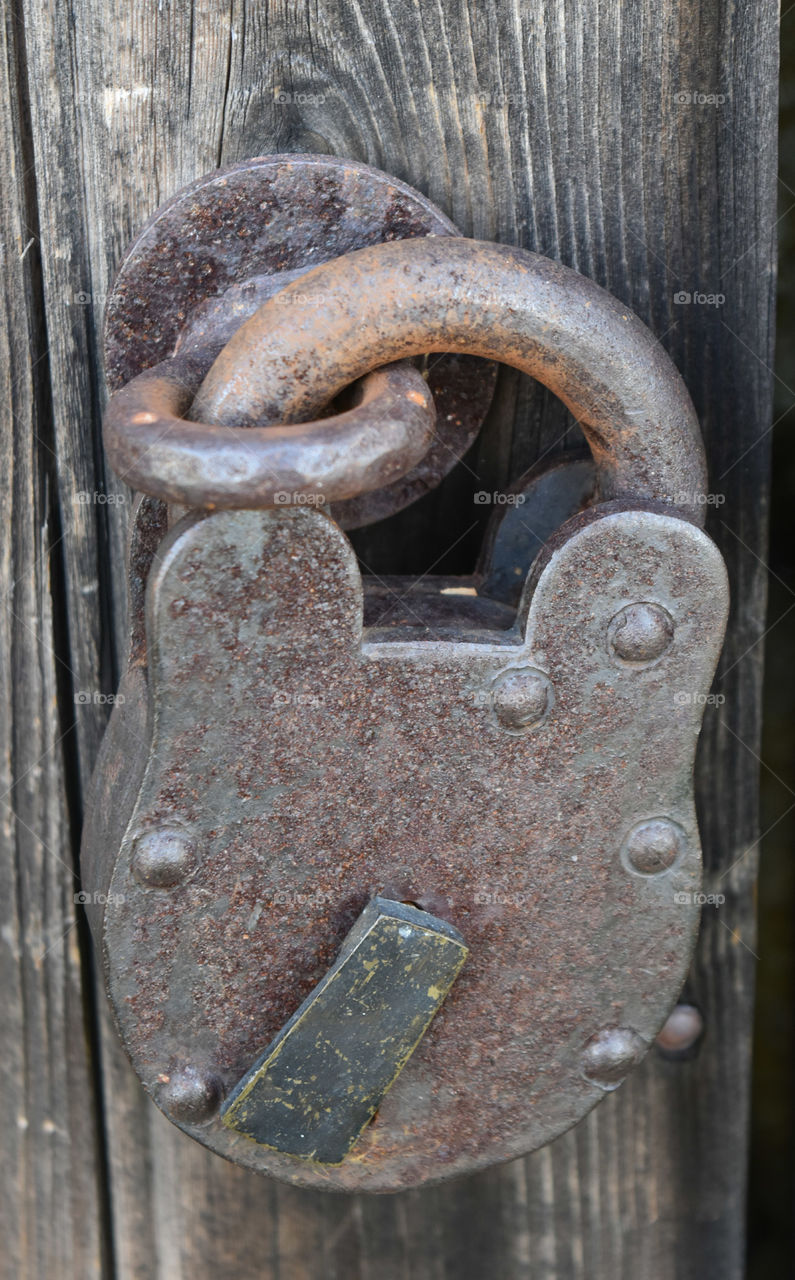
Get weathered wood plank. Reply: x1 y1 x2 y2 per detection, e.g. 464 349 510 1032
14 0 778 1276
0 4 106 1277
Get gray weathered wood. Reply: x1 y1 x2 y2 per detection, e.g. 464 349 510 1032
0 4 106 1276
5 0 778 1276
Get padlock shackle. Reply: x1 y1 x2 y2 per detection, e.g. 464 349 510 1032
193 238 707 526
103 357 437 510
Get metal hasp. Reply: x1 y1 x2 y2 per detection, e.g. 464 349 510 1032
220 898 468 1163
100 154 496 522
81 156 730 1193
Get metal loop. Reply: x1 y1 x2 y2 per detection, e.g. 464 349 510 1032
103 356 436 509
192 238 707 526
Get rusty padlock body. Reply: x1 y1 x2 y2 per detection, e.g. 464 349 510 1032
82 158 728 1192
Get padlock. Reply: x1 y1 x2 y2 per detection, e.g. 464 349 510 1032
82 156 728 1193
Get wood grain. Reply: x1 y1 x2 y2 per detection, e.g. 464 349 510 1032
6 0 779 1276
0 3 107 1276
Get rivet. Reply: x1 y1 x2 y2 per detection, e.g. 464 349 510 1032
158 1066 223 1124
655 1004 704 1055
621 817 685 876
581 1027 647 1091
490 667 554 731
609 602 673 663
131 826 197 888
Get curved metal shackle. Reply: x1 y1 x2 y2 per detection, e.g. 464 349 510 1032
103 356 437 511
192 237 707 526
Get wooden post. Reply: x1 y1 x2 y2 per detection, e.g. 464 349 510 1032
1 1 777 1276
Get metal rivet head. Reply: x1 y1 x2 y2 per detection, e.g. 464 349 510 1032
608 602 673 663
490 667 554 731
158 1066 223 1124
581 1028 647 1091
621 817 685 876
131 826 197 888
655 1004 704 1055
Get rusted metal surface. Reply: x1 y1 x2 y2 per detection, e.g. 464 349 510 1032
84 500 728 1191
331 352 496 531
104 356 437 509
191 237 708 527
86 158 729 1191
106 229 706 525
102 155 496 525
78 494 167 945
